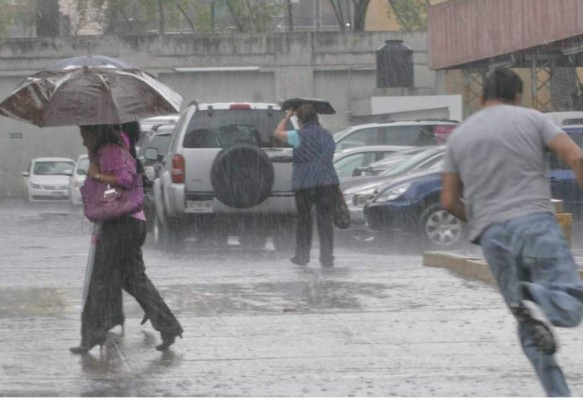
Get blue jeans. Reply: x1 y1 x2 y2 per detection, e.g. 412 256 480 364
480 212 583 397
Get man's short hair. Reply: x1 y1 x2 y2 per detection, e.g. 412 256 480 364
296 104 319 125
482 68 523 102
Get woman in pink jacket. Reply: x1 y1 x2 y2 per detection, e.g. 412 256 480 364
70 124 183 354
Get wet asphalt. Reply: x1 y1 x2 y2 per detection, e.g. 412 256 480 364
1 199 583 397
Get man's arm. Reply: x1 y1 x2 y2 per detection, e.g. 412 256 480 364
441 172 467 222
274 109 293 142
547 132 583 190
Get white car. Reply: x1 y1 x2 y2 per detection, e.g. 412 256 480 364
69 154 89 206
22 157 75 202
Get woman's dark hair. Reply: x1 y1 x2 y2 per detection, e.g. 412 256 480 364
80 124 120 152
295 104 319 125
117 121 144 174
482 68 523 103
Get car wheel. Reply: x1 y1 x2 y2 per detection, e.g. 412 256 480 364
211 144 274 209
419 203 464 249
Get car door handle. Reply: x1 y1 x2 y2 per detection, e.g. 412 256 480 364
271 156 293 163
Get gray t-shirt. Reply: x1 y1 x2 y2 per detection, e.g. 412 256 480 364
443 104 562 242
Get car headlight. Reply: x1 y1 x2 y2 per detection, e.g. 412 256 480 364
373 183 411 203
31 183 42 189
353 188 377 206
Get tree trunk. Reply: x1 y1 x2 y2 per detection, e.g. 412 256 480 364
177 3 196 33
352 0 370 31
158 0 165 34
36 0 60 37
286 0 294 32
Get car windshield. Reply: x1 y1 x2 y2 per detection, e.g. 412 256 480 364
378 149 443 177
76 158 89 175
366 148 427 174
33 161 74 175
183 109 292 149
141 134 172 156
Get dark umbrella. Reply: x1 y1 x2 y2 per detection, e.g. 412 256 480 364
281 98 336 114
0 55 182 127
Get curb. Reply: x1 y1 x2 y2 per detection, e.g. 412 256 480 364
423 251 583 286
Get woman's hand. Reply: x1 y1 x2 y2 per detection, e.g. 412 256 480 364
285 109 294 120
87 162 101 180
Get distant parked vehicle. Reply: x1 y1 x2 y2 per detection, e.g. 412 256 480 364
22 157 75 202
69 154 89 206
333 120 459 151
138 124 176 232
364 167 464 249
545 112 583 127
333 145 414 178
138 114 180 149
340 146 445 191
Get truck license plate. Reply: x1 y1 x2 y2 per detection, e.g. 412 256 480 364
185 200 213 213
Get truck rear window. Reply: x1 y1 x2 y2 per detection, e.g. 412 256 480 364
182 109 292 149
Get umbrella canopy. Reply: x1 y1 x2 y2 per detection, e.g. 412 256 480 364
281 98 336 114
45 55 135 71
0 55 182 127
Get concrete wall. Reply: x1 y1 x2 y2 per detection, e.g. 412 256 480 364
0 31 443 197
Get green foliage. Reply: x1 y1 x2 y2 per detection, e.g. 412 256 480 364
0 0 35 38
387 0 428 32
0 0 13 37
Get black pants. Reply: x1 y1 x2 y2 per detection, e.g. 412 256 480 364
81 217 183 346
294 185 336 265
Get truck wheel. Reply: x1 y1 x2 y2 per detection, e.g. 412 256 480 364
211 144 274 209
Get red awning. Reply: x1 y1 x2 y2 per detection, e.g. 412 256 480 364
429 0 583 70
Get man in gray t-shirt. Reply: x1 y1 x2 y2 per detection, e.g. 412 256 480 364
442 68 583 396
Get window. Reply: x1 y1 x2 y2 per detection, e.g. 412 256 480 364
33 161 74 176
336 128 379 150
334 152 376 178
183 109 292 149
379 125 436 146
76 158 89 175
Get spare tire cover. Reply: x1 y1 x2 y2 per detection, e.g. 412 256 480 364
211 144 275 209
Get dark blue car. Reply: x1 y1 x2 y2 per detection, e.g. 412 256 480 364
365 125 583 249
364 166 463 249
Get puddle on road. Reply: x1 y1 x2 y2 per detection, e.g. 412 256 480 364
0 279 388 319
0 287 70 317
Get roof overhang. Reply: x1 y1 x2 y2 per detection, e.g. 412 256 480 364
429 0 583 70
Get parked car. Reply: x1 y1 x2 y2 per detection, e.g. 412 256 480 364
22 157 75 202
69 154 89 206
545 112 583 127
138 114 180 150
363 166 464 249
138 123 176 185
333 120 459 151
361 125 583 249
547 125 583 220
138 123 176 232
341 146 445 191
333 145 414 178
153 102 295 249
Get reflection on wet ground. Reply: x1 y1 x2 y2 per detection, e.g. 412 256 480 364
2 200 583 396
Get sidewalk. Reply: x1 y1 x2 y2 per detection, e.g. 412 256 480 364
1 239 583 396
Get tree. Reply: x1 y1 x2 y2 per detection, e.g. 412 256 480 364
36 0 60 37
387 0 430 32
